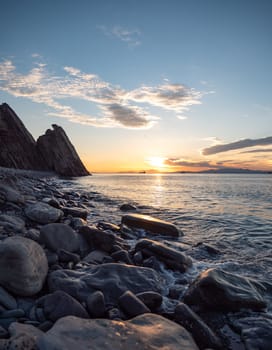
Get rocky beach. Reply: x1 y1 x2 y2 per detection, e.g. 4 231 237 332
0 167 271 350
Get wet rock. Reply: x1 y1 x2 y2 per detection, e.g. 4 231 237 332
86 291 106 318
71 217 86 229
174 302 222 350
0 236 48 296
97 221 120 232
120 203 137 211
136 291 163 311
119 290 150 318
233 315 272 350
37 291 89 322
40 223 79 253
183 268 267 312
135 239 192 272
25 202 63 224
37 314 199 350
48 263 164 304
111 249 133 264
24 228 40 242
62 207 88 220
79 225 126 253
0 214 25 232
122 213 181 237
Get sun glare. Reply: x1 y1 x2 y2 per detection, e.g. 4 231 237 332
147 156 166 168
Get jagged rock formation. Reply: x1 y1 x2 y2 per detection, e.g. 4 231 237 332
0 103 89 177
37 125 89 177
0 103 45 170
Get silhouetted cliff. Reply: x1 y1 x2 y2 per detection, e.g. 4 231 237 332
0 103 89 177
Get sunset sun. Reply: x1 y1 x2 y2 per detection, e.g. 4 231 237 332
147 156 166 169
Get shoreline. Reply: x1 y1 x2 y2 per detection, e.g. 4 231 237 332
0 167 271 349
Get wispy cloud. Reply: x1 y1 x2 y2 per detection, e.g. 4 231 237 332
164 158 214 168
241 148 272 154
202 136 272 155
0 58 203 129
98 25 141 47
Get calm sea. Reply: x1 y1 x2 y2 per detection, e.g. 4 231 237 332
64 173 272 310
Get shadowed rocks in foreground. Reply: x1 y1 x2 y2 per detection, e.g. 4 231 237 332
0 103 89 177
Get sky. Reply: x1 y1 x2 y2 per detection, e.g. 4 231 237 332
0 0 271 172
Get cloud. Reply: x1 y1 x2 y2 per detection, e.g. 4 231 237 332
127 83 203 114
98 25 141 47
0 58 203 129
202 136 272 155
241 148 272 154
164 158 214 168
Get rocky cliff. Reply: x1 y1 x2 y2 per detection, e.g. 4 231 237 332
0 103 89 177
37 125 89 177
0 103 46 170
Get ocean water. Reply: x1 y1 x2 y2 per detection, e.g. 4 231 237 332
65 173 272 310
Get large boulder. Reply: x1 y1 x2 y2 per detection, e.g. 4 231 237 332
0 236 48 296
48 263 164 304
121 213 181 237
25 202 63 224
36 124 89 177
183 268 266 312
135 238 192 272
40 223 79 252
38 314 199 350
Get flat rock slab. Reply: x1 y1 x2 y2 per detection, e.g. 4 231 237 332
48 263 164 304
38 314 199 350
0 236 48 296
25 202 63 224
135 238 192 272
122 213 181 237
183 268 267 312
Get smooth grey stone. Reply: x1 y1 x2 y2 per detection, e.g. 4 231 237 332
62 207 88 219
86 291 106 318
136 291 163 311
37 314 199 350
48 263 164 305
122 213 181 237
108 307 122 320
25 202 63 224
111 249 133 264
9 321 44 339
0 184 24 204
42 197 61 209
174 303 222 350
183 268 267 312
0 286 17 310
119 290 150 318
39 291 89 322
0 236 48 296
24 228 40 242
83 250 110 264
40 223 79 253
135 238 192 272
0 214 25 232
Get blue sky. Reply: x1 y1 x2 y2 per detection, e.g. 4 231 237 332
1 0 271 171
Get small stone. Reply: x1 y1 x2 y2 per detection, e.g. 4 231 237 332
62 207 88 220
58 249 80 264
119 290 150 318
0 309 25 319
108 308 122 320
120 203 137 211
0 286 17 310
25 202 63 224
40 291 89 322
83 250 110 264
97 222 120 232
0 214 25 232
111 249 133 264
40 223 79 253
0 184 24 204
86 291 106 318
136 291 163 311
174 303 222 349
122 213 181 237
